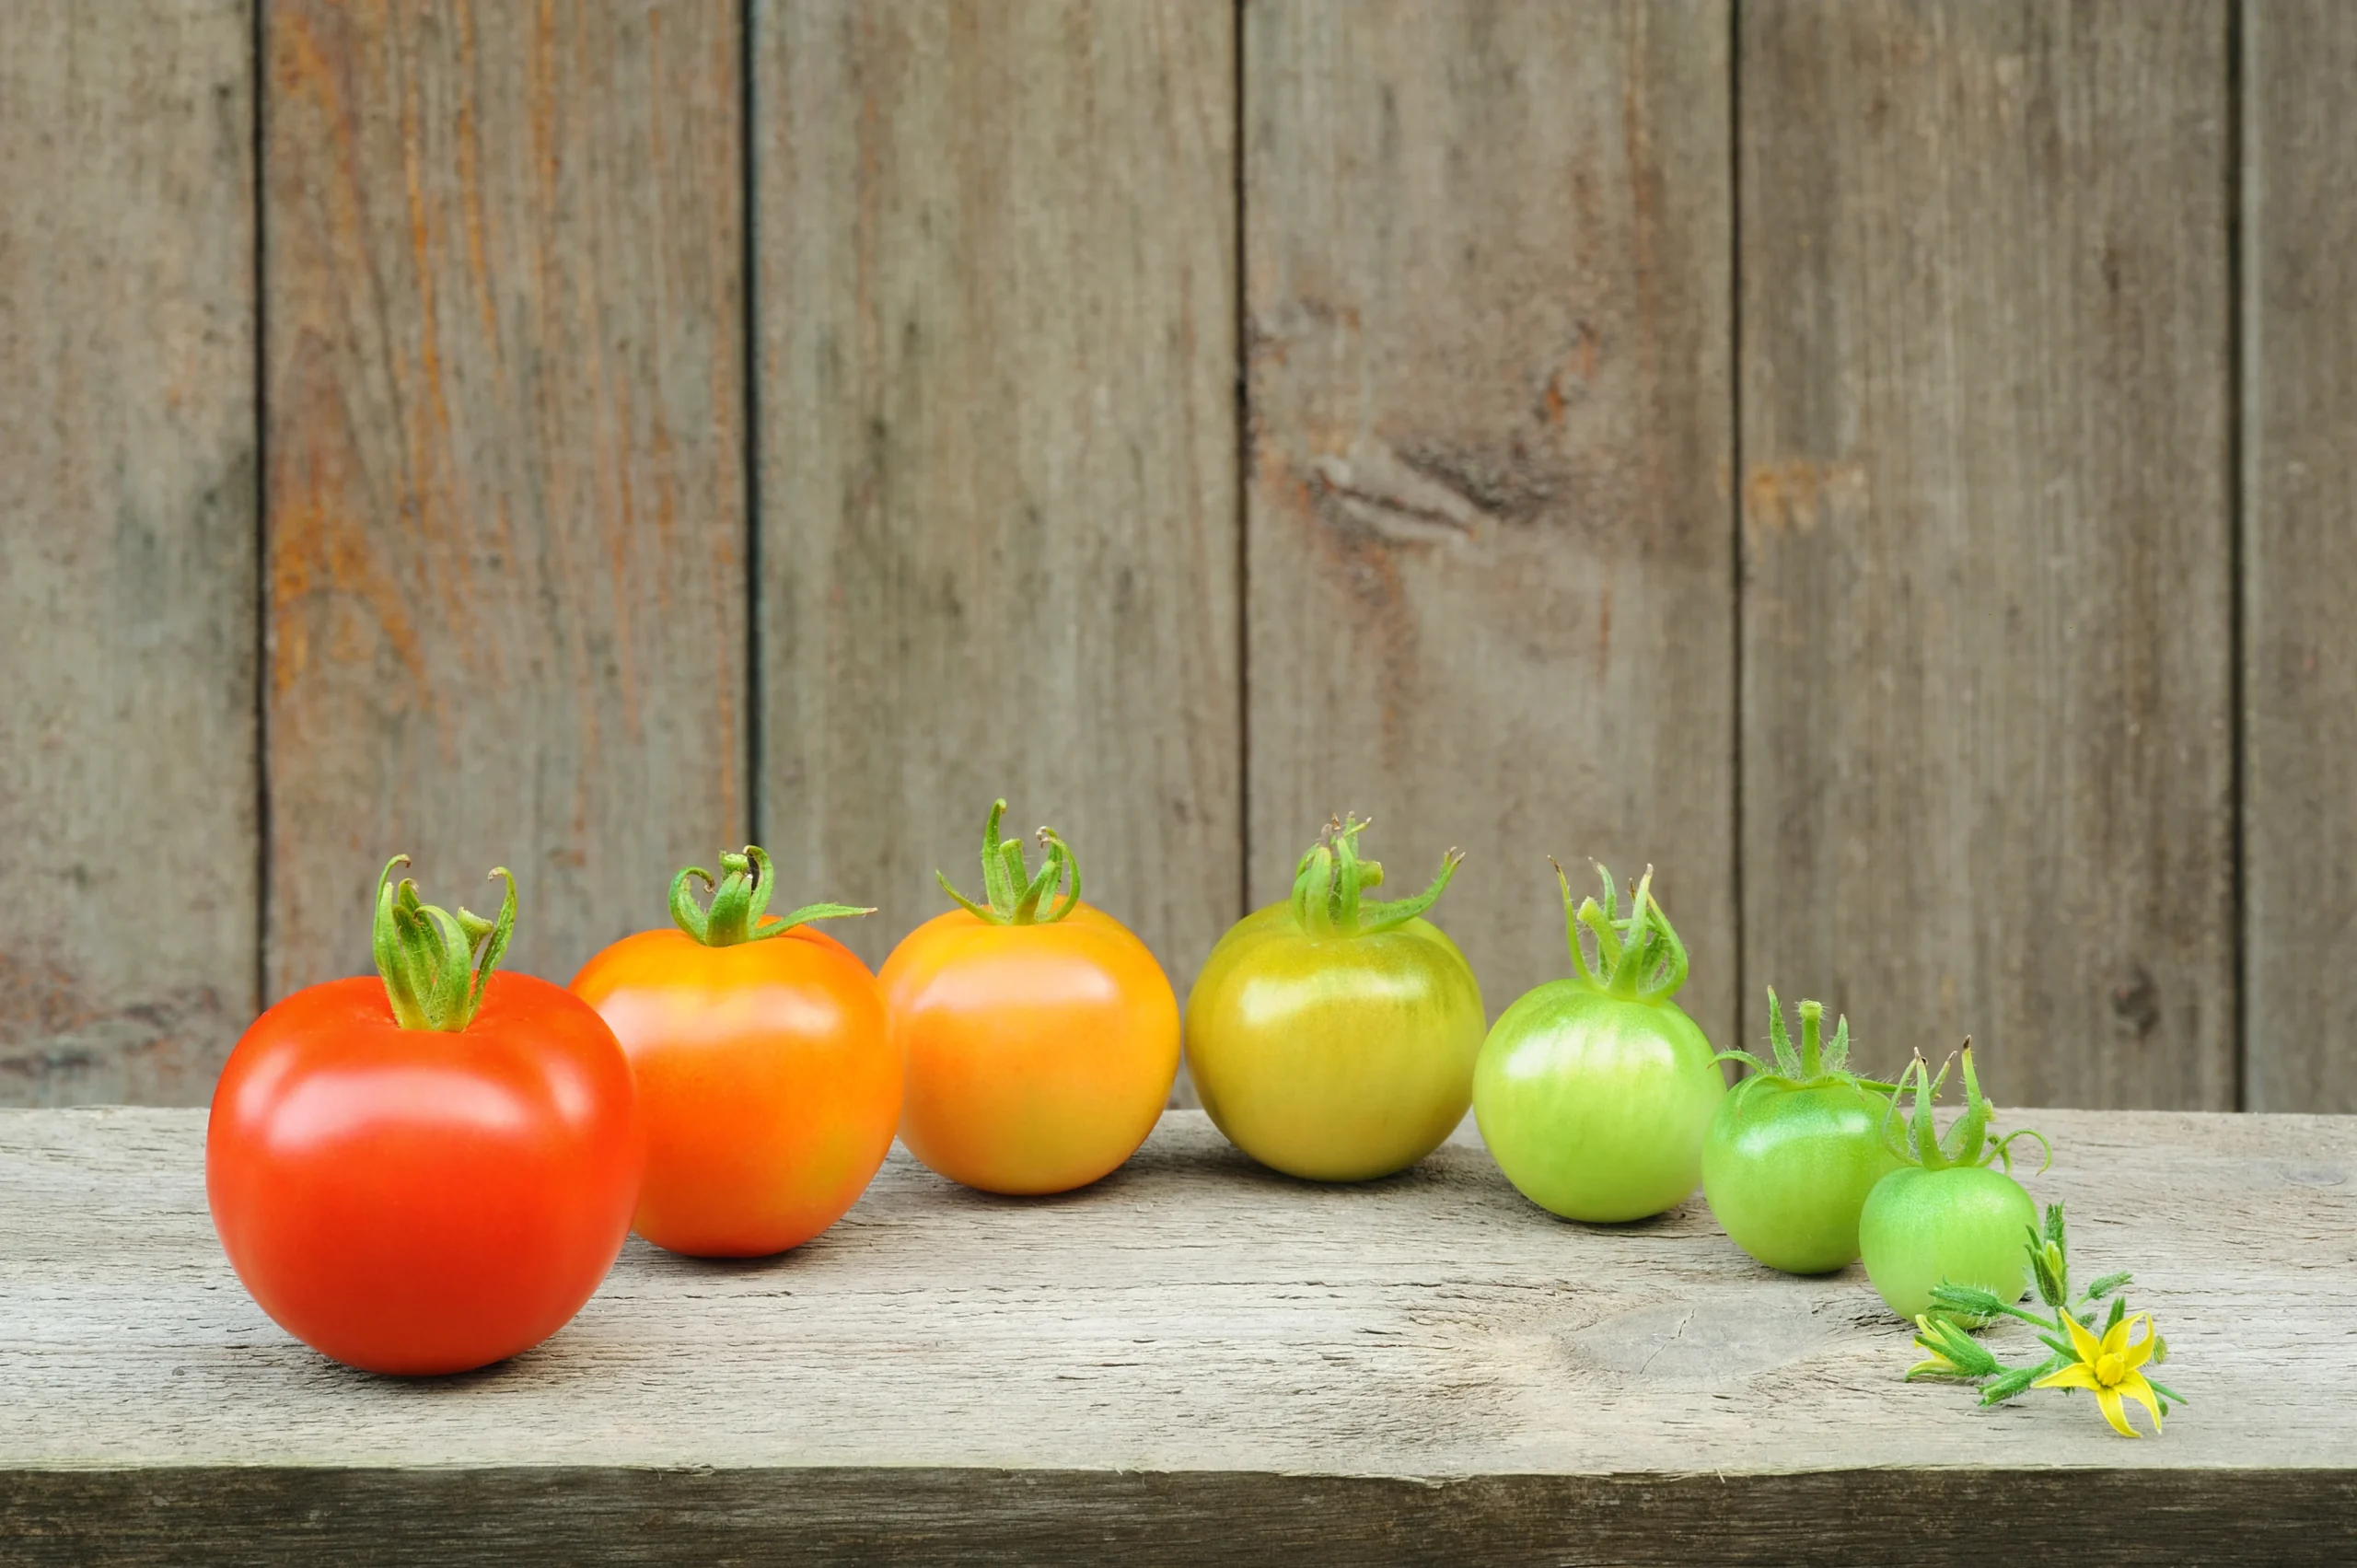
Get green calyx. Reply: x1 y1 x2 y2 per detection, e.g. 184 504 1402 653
1559 860 1688 1001
669 844 873 947
371 854 517 1032
936 798 1082 925
1287 813 1462 938
1715 987 1892 1088
1879 1042 2050 1173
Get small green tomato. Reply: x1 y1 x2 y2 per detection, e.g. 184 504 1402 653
1701 990 1900 1274
1474 862 1723 1223
1858 1044 2047 1324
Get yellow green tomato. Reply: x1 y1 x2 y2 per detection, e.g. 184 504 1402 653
1186 817 1484 1182
1856 1046 2043 1323
1474 864 1723 1222
1701 992 1900 1273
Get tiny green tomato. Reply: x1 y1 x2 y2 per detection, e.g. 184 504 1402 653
1857 1044 2047 1324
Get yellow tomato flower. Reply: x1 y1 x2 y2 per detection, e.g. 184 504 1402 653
2036 1310 2165 1437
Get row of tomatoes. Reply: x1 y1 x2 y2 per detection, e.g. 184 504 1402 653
206 804 2039 1376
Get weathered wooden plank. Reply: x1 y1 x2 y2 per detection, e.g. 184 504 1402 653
755 1 1240 1021
1244 1 1737 1041
1739 1 2235 1108
2244 1 2357 1113
3 1106 2353 1564
0 2 258 1106
7 1468 2355 1568
263 0 746 993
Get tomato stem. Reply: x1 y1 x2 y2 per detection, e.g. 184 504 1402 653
370 855 517 1031
1877 1042 2044 1175
669 844 873 947
1558 860 1689 1002
935 799 1084 925
1288 814 1462 937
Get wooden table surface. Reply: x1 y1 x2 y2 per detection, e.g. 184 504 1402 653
4 1106 2352 1565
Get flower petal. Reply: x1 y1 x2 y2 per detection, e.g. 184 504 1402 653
2037 1363 2102 1394
2100 1311 2140 1360
2096 1386 2140 1439
2117 1371 2166 1434
2122 1316 2159 1372
2061 1308 2103 1365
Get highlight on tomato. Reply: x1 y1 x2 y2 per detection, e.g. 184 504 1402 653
570 845 894 1259
207 858 643 1376
881 799 1178 1196
1701 989 1898 1274
1472 862 1723 1223
1859 1043 2045 1324
1185 814 1482 1181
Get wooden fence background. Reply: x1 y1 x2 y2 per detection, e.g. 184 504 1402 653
4 0 2351 1114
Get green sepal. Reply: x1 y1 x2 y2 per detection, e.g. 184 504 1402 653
1905 1315 2002 1381
935 799 1084 926
371 855 517 1032
1877 1043 2044 1176
2084 1272 2133 1301
2031 1233 2071 1311
1979 1357 2061 1406
669 844 872 947
1561 860 1689 1002
1727 988 1880 1092
1288 814 1461 938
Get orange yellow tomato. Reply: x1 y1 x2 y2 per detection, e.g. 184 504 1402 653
881 803 1178 1195
571 847 897 1258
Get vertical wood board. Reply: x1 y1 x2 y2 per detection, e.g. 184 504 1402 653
0 2 258 1106
756 1 1241 1012
1245 0 1737 1038
1739 0 2235 1107
2243 0 2357 1111
264 0 748 993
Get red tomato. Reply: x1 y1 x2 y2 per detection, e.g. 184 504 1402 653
207 863 640 1376
881 802 1178 1195
571 846 898 1258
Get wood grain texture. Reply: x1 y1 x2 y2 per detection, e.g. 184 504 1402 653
0 2 257 1106
4 1107 2355 1563
264 0 746 994
2243 1 2357 1112
1739 1 2235 1108
7 1469 2356 1568
756 1 1240 1017
1244 1 1736 1041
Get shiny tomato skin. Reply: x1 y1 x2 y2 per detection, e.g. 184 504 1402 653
569 924 898 1257
1473 983 1724 1222
882 904 1178 1195
1701 1076 1899 1274
206 973 643 1376
1858 1164 2038 1323
1185 903 1485 1181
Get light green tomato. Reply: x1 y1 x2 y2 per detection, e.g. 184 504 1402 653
1474 981 1724 1223
1858 1165 2038 1323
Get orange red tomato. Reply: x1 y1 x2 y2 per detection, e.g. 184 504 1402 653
572 847 896 1258
207 862 642 1376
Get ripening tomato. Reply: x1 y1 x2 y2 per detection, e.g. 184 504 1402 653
1473 863 1724 1223
207 861 642 1376
1701 991 1900 1273
570 846 897 1258
1858 1047 2042 1324
882 801 1178 1195
1185 815 1483 1181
